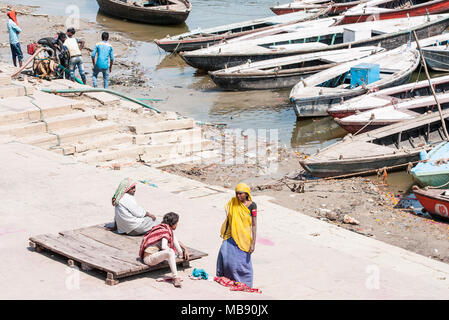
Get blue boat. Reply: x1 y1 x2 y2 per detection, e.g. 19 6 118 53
410 141 449 188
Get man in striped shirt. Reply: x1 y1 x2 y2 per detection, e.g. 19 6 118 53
91 32 114 88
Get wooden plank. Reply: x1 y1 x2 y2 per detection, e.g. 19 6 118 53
30 224 209 280
30 234 139 275
59 232 146 269
61 224 141 251
32 235 139 274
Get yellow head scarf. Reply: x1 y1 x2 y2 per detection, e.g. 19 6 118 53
220 183 253 252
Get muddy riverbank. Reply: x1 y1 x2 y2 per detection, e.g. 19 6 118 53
2 1 449 266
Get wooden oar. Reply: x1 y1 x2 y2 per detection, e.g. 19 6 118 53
413 30 449 141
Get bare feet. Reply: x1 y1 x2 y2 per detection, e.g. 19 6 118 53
173 277 182 288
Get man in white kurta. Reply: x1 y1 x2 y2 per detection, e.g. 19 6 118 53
113 183 159 235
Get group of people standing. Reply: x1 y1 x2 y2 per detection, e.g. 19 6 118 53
111 178 257 289
6 8 114 88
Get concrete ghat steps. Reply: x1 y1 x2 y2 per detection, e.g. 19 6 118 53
16 121 119 148
140 140 215 162
0 82 34 99
0 110 108 137
129 119 195 135
76 144 146 164
0 93 86 125
0 74 11 85
147 150 221 168
134 127 202 145
59 132 135 155
76 139 214 164
47 79 121 106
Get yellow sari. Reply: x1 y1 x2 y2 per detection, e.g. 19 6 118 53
220 183 253 252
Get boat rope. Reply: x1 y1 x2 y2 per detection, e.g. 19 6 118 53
353 117 376 136
169 42 182 56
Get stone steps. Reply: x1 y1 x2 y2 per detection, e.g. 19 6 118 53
76 143 146 164
16 121 119 148
0 92 85 125
76 139 215 165
59 132 135 155
0 83 34 99
129 118 195 135
0 76 218 168
47 79 121 106
134 127 202 145
140 139 215 163
0 74 11 85
0 110 108 137
147 150 221 168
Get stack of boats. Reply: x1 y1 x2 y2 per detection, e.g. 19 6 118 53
153 0 449 208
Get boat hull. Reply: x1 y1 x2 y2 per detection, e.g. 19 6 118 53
292 71 413 118
155 38 227 52
300 152 420 178
422 48 449 72
271 2 360 15
210 73 314 90
413 187 449 218
328 74 449 119
340 0 449 25
181 16 449 71
334 122 385 134
96 0 191 25
209 66 326 90
412 172 449 188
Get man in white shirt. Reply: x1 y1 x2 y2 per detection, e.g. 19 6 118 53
63 27 86 84
111 178 159 236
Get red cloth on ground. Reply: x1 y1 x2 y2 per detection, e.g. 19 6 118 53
7 10 18 25
138 223 177 259
214 276 262 293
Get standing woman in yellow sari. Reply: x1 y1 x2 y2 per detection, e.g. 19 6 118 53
216 183 257 287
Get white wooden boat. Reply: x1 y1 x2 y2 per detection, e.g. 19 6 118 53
154 9 329 52
208 46 384 90
328 74 449 118
335 92 449 133
289 46 420 117
180 14 449 71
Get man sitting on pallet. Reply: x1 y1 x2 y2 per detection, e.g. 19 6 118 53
110 178 159 236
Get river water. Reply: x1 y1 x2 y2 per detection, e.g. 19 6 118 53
6 0 449 161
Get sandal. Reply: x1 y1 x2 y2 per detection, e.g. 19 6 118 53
173 277 182 288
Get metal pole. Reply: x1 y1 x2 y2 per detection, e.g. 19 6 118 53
412 30 449 141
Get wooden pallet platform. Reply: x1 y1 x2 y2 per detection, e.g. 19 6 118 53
29 223 208 285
